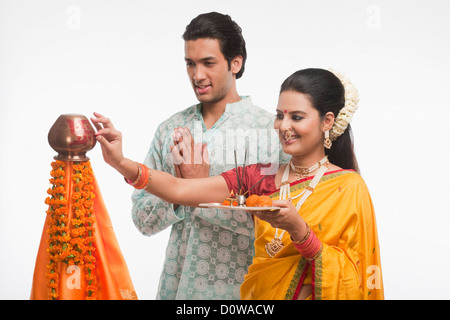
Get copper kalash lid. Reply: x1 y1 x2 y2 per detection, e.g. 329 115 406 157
48 114 96 161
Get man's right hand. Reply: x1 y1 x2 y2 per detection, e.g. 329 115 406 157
170 127 210 179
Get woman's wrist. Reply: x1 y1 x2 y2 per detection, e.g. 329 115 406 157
122 161 153 190
289 219 309 242
113 157 140 182
290 223 322 260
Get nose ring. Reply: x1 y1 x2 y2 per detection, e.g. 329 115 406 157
283 128 293 140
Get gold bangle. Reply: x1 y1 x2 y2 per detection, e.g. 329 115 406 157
144 167 152 189
291 224 311 245
124 162 142 186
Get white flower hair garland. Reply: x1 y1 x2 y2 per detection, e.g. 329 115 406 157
327 69 359 142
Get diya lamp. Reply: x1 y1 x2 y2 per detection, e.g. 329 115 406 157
48 114 96 161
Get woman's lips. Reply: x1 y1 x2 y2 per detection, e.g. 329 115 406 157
284 137 298 145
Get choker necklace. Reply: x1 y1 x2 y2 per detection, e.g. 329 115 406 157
289 156 329 180
265 155 329 258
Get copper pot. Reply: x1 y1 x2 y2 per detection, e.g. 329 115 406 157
48 114 96 161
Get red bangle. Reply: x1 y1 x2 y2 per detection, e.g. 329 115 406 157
291 226 322 260
125 163 151 190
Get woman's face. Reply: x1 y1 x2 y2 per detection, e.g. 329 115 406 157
274 90 328 159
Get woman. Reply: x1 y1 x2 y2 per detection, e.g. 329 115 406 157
92 68 384 300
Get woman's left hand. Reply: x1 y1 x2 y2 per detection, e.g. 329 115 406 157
252 199 308 241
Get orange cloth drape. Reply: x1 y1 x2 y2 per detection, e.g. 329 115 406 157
31 161 137 300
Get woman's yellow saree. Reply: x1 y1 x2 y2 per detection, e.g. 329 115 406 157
222 166 384 300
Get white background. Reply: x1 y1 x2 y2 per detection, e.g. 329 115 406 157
1 0 449 300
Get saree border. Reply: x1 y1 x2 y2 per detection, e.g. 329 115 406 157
284 257 309 300
312 255 323 300
277 170 352 300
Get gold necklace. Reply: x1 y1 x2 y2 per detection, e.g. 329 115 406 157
265 156 329 258
289 156 329 180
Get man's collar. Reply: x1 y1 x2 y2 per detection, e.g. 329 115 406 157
194 96 252 118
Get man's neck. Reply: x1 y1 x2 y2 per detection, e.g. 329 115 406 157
201 92 241 129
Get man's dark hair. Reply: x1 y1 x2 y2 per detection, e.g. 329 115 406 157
182 12 247 79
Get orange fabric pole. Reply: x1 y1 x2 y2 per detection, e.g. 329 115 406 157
30 161 137 300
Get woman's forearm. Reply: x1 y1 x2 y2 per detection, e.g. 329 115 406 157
146 170 229 207
113 157 141 181
91 113 229 207
112 158 180 204
113 158 229 207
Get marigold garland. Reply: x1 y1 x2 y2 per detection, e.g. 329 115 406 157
44 160 97 300
73 162 97 300
45 160 68 299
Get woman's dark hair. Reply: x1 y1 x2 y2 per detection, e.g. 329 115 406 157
280 68 359 172
182 12 247 79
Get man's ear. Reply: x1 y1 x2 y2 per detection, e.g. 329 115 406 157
230 55 243 76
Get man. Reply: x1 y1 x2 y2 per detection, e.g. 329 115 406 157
131 12 289 299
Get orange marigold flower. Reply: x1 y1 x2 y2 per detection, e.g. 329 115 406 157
47 225 58 235
83 200 94 208
86 285 97 293
46 272 59 280
84 216 95 225
54 186 65 194
52 169 65 177
70 237 85 247
71 219 84 227
73 173 83 181
48 282 59 290
73 164 84 171
74 208 85 217
72 192 82 200
48 244 62 254
46 263 56 271
50 177 66 185
46 217 57 225
54 160 66 167
59 216 69 225
58 234 71 243
84 255 96 264
85 273 97 283
85 236 96 244
53 198 68 207
70 227 86 238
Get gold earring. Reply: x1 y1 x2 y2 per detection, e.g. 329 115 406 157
324 130 332 149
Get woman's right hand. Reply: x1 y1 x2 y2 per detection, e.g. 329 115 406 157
90 112 125 170
252 199 308 242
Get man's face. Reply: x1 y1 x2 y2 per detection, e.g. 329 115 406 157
184 38 239 106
